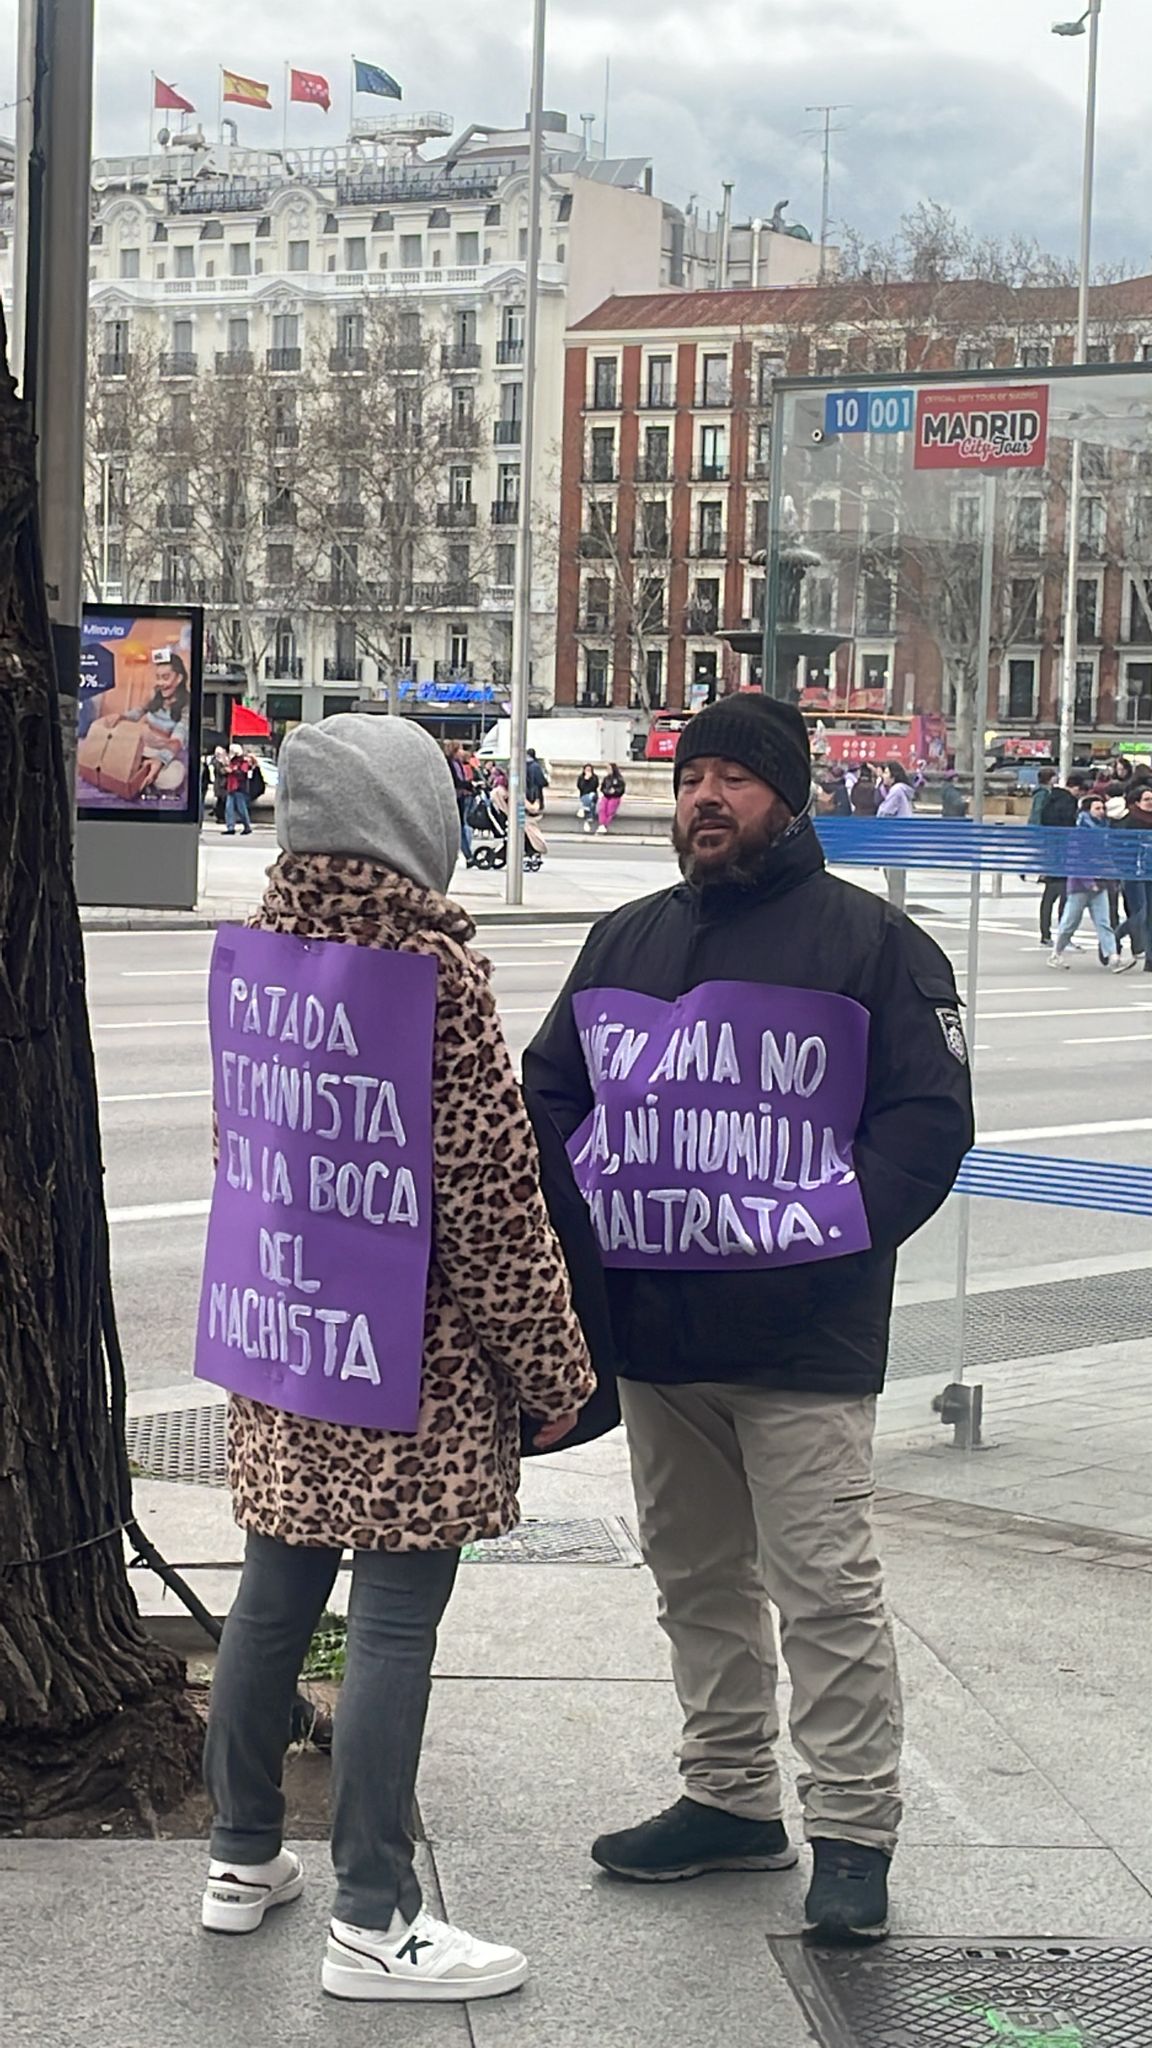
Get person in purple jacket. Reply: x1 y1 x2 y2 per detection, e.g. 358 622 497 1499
876 761 915 819
1049 794 1134 972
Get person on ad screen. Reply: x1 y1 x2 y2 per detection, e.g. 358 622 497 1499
122 648 192 795
524 694 974 1946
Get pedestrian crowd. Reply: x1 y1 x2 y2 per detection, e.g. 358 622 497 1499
1033 758 1152 972
202 745 265 835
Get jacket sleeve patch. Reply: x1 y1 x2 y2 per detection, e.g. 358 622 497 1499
936 1007 969 1065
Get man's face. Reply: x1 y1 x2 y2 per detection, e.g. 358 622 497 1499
1088 797 1105 819
673 755 792 883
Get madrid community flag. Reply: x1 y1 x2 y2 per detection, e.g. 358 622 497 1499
222 69 272 110
290 67 331 112
154 76 195 114
353 58 402 100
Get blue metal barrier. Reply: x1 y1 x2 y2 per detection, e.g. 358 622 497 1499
957 1148 1152 1217
814 819 1152 877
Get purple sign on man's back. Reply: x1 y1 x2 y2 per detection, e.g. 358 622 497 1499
568 980 871 1272
194 925 437 1431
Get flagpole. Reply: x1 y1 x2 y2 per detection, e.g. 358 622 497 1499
283 62 289 154
217 67 224 148
148 72 154 168
350 56 356 141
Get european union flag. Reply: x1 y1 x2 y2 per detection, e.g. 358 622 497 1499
353 58 402 100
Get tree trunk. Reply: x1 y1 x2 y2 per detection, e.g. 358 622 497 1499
952 661 978 781
0 330 201 1828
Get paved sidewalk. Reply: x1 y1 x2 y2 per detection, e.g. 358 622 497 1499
9 1414 1152 2047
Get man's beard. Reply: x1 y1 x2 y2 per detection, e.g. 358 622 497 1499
673 806 797 888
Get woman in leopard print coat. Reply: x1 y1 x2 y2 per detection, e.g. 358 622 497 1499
202 714 593 1981
227 849 594 1550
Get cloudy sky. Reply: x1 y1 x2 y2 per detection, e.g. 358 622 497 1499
6 0 1150 268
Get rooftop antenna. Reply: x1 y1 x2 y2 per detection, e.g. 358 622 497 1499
803 103 850 281
603 57 611 158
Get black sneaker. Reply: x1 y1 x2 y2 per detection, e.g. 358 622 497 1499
804 1840 891 1945
591 1797 798 1883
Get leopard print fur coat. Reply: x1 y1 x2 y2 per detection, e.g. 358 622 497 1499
226 852 594 1550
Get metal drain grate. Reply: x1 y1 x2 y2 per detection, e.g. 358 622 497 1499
772 1938 1152 2047
463 1516 642 1566
889 1264 1151 1381
127 1403 228 1485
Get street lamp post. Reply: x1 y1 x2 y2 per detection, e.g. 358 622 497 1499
505 0 547 906
1053 0 1102 781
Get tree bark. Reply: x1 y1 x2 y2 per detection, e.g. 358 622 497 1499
0 326 201 1827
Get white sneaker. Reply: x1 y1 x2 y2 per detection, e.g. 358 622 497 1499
1110 952 1138 973
1047 950 1070 970
596 823 607 834
323 1908 528 2003
201 1849 304 1933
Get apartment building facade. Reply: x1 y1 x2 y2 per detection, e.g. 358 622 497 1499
556 280 1152 739
81 110 675 737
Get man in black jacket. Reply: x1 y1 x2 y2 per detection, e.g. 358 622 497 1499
1038 769 1091 946
524 695 974 1945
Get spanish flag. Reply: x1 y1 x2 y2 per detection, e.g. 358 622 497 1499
222 69 271 109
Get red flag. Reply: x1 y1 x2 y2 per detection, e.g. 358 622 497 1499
155 77 195 114
231 704 271 738
290 67 331 112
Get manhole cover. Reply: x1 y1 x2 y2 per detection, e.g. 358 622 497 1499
771 1938 1152 2047
889 1265 1152 1381
464 1516 642 1567
127 1404 228 1485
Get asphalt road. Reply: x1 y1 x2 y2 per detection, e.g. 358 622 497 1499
87 844 1152 1400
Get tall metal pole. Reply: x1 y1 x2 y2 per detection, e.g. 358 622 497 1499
15 0 95 800
952 473 997 1400
505 0 547 905
1057 0 1101 781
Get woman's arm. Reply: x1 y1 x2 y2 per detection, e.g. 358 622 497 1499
426 948 594 1422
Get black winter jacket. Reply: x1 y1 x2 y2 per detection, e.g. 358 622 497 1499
523 821 974 1397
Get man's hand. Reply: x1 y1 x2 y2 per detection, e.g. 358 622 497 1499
533 1408 582 1451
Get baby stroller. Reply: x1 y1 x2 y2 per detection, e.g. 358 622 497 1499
467 785 546 872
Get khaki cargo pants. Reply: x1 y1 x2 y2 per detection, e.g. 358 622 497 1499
619 1380 902 1855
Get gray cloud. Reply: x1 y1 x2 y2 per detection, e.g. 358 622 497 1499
9 0 1145 270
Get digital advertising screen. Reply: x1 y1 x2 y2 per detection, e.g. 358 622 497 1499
78 603 204 822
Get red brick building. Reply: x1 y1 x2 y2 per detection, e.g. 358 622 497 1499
555 279 1152 737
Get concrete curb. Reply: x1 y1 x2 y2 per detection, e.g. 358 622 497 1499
83 905 608 933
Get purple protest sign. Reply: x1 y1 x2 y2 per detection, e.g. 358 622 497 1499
194 925 437 1431
568 980 871 1272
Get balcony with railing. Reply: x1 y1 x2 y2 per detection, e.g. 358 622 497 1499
316 582 359 607
692 536 727 559
496 337 525 365
494 418 523 446
388 342 426 372
262 502 297 529
329 346 369 373
696 464 730 483
99 352 130 377
436 502 478 529
264 655 304 680
411 582 479 610
442 342 482 371
159 351 198 378
266 347 302 372
441 418 480 449
697 380 732 409
585 464 618 486
639 390 675 412
491 500 520 525
331 503 366 529
434 660 476 682
154 499 195 531
578 531 614 559
582 610 611 634
216 350 254 374
636 459 670 483
323 657 364 681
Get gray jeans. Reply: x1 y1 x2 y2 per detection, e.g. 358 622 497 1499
205 1533 459 1927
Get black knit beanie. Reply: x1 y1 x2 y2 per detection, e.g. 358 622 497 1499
673 695 812 817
